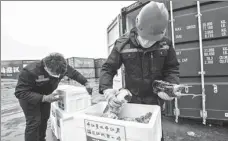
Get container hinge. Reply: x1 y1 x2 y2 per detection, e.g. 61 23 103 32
195 13 202 18
198 71 206 75
212 84 218 94
200 110 207 118
169 18 175 23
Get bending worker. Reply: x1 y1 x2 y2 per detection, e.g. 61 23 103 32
15 53 93 141
99 1 180 141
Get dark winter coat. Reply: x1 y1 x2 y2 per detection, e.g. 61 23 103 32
99 28 180 104
15 60 88 105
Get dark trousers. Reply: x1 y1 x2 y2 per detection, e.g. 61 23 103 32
130 95 165 141
19 99 51 141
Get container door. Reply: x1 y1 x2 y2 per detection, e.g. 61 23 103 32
169 1 228 123
107 14 123 89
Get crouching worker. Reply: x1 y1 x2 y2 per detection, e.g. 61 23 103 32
14 52 93 141
99 1 180 141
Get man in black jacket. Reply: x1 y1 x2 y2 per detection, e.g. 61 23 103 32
99 1 180 141
15 53 93 141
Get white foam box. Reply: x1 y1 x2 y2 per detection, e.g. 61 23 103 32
50 103 84 140
50 104 59 139
52 102 162 141
53 85 92 113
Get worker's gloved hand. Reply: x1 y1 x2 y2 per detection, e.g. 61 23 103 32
173 85 182 97
42 92 63 103
85 82 93 95
104 89 122 108
157 92 174 101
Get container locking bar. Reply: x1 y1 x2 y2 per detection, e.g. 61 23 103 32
169 0 180 123
196 1 207 125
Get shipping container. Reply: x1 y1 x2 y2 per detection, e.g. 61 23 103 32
1 60 23 79
22 60 39 68
108 1 228 124
75 68 95 79
107 15 125 89
167 1 228 124
168 1 228 77
95 68 101 78
94 58 107 78
67 57 95 68
1 60 40 79
66 57 96 79
94 58 107 68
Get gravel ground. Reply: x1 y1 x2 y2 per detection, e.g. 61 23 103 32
1 78 228 141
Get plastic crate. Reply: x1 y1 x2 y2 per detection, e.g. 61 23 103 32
51 102 162 141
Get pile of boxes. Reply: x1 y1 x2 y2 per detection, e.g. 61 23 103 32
50 85 92 140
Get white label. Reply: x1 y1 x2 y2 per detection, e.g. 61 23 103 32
221 20 227 36
85 120 126 141
6 67 13 73
176 51 181 56
175 27 182 31
13 67 20 73
225 113 228 117
186 24 196 30
176 34 182 39
203 22 214 38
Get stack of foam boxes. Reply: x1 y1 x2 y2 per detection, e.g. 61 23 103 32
50 85 162 141
50 85 92 140
51 101 162 141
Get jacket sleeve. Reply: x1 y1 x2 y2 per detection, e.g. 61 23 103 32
99 46 122 94
162 41 180 84
65 65 88 86
14 69 43 105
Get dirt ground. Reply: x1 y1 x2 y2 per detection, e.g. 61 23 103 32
1 78 228 141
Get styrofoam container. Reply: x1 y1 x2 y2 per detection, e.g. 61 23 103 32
51 102 162 141
50 104 59 139
53 85 92 113
51 103 86 140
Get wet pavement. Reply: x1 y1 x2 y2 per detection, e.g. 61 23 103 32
1 78 228 141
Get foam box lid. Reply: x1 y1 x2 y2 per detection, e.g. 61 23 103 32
51 103 86 119
54 85 88 96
